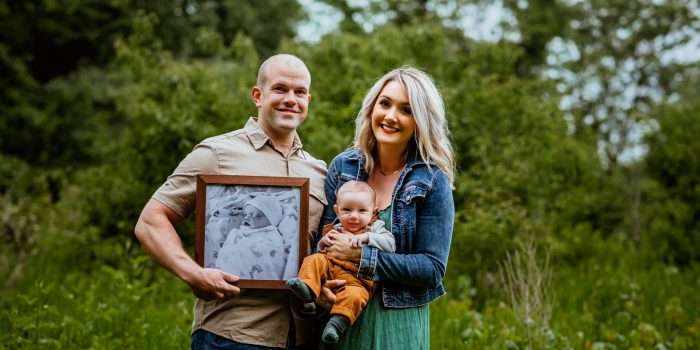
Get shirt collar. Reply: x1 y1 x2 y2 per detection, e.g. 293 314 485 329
244 117 304 154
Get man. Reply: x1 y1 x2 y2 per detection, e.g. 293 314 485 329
134 54 327 349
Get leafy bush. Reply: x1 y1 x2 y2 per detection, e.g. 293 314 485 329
643 100 700 265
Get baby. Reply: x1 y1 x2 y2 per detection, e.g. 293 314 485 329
204 197 245 268
287 180 395 344
215 195 287 280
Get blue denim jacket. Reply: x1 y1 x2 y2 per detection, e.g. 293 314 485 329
317 148 454 308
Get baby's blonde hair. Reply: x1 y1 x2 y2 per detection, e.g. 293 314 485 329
336 180 376 207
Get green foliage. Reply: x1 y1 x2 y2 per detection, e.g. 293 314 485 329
1 1 299 167
642 100 700 264
507 0 700 167
0 0 302 81
432 252 700 350
0 239 192 348
0 0 133 82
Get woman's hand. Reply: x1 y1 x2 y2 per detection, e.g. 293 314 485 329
325 232 362 263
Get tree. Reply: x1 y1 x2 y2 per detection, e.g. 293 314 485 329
504 0 700 168
0 0 305 167
642 96 700 264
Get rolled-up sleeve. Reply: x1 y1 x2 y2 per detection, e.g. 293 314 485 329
152 143 220 218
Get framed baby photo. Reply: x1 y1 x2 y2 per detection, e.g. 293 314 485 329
195 174 310 289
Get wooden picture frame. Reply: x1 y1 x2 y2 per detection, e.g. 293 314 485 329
195 175 309 289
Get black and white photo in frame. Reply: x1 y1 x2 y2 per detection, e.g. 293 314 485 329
195 175 309 289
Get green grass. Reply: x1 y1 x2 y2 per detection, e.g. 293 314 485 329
0 239 193 349
2 238 699 349
430 253 700 350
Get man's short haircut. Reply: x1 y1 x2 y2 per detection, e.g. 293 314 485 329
336 180 376 206
256 54 311 87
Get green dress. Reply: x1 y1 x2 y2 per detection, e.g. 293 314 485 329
326 206 431 349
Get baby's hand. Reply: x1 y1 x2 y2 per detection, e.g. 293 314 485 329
349 233 369 248
318 229 342 252
317 235 332 252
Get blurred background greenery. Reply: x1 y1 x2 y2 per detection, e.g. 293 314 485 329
1 0 699 348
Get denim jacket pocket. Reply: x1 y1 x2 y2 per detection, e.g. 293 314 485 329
398 181 430 205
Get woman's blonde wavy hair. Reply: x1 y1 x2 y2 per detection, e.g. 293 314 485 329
353 66 455 184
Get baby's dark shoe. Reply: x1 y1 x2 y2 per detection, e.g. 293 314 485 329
321 315 350 344
286 278 316 313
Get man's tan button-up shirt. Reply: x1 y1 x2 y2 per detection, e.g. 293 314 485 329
153 118 327 348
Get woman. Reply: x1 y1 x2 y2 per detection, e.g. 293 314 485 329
318 66 455 348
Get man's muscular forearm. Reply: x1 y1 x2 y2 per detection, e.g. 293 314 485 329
135 199 240 300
